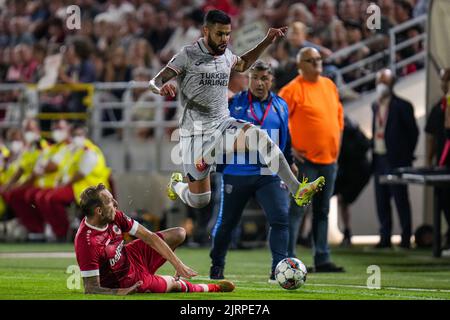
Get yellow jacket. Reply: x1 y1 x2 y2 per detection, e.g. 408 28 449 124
63 139 111 204
18 139 49 184
34 142 73 189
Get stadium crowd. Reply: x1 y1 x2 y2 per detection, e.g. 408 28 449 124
0 0 426 96
0 0 431 246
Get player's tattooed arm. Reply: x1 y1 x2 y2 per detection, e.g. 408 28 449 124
233 27 288 72
83 276 142 295
148 67 177 97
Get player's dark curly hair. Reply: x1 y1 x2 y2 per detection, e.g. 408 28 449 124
80 183 107 217
204 9 231 27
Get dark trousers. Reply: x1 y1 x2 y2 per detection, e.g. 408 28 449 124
210 174 290 272
373 154 412 245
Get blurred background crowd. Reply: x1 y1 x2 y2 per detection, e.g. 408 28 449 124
0 0 427 93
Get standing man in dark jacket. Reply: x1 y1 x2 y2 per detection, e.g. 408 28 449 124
371 68 419 249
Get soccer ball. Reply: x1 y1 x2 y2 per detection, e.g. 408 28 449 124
275 257 307 290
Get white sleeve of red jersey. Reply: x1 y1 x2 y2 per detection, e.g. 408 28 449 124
76 236 101 278
114 210 139 236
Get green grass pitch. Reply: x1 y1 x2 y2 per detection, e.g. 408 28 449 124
0 243 449 300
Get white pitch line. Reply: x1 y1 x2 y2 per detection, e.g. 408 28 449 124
0 252 75 258
309 283 450 294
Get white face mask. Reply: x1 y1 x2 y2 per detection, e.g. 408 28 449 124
24 131 39 144
52 129 68 143
72 136 86 148
10 140 24 153
376 83 390 100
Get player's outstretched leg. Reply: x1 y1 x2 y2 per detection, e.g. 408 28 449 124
236 125 325 207
166 172 211 208
294 176 326 207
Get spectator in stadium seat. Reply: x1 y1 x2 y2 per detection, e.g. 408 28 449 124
136 3 157 40
424 68 450 249
57 36 96 112
147 9 174 54
286 2 315 27
7 16 35 46
279 47 345 273
338 20 371 89
46 17 66 47
371 68 419 249
5 44 38 83
393 0 422 74
338 0 361 23
160 9 201 64
314 0 347 51
35 124 112 241
9 120 73 241
127 38 160 74
273 40 300 92
1 118 48 218
91 49 106 82
104 45 132 99
123 67 164 140
286 22 332 61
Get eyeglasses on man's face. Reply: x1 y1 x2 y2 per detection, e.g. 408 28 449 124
302 57 323 64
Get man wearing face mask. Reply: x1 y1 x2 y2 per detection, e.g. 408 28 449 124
279 47 345 273
35 124 112 241
0 129 25 188
1 118 48 205
0 129 23 222
209 60 297 283
8 120 73 241
371 68 419 249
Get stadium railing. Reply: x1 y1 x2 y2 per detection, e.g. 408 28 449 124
329 14 427 94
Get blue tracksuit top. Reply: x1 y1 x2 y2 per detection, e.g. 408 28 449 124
220 90 293 176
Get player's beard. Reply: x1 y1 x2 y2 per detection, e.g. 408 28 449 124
207 35 226 55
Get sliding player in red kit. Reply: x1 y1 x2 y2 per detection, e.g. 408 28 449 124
74 183 234 295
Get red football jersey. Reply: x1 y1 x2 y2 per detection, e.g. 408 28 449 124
74 210 139 288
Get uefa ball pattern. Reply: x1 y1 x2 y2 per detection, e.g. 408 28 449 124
274 257 307 290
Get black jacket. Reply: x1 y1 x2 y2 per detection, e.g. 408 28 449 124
371 94 419 167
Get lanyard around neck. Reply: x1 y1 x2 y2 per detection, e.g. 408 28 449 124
377 100 390 128
248 91 273 126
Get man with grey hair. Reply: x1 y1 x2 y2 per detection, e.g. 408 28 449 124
279 47 345 273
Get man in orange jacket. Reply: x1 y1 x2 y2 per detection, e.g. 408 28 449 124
279 47 345 272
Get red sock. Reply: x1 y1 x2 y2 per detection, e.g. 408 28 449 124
177 279 206 292
207 284 221 292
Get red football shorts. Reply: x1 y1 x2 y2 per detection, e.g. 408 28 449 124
121 232 169 293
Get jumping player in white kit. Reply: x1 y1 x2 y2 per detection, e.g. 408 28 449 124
148 10 325 209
